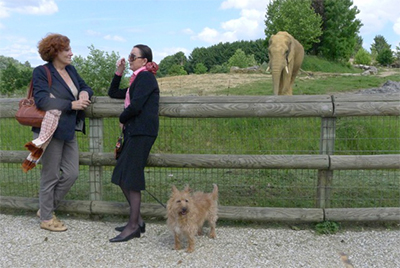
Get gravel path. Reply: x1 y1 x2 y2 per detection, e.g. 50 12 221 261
1 213 399 268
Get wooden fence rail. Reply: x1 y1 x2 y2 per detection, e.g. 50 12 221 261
1 94 399 222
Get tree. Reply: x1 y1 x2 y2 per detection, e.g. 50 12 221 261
72 45 123 96
370 35 391 61
395 43 400 67
354 48 371 65
209 63 229 74
158 52 187 77
0 60 32 95
184 39 268 74
353 35 363 57
187 47 216 73
168 64 187 76
265 0 322 51
0 63 19 94
194 63 207 74
317 0 362 62
376 48 394 66
227 49 257 68
0 55 21 70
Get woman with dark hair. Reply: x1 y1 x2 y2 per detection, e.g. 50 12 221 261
32 33 93 231
108 44 159 242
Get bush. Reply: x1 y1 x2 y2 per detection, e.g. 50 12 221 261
168 64 187 76
354 48 371 65
194 63 207 74
228 49 257 68
209 63 229 74
376 48 394 66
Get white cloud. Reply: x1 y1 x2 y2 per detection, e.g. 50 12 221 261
220 0 267 10
192 0 267 44
86 30 102 37
155 46 190 63
104 35 126 42
353 0 400 35
393 18 400 35
193 27 220 43
182 28 194 35
0 43 38 62
222 9 262 37
0 0 58 16
0 1 10 18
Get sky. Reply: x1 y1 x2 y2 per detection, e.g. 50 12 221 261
0 0 399 67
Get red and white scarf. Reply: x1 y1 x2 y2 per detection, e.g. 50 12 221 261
22 95 61 172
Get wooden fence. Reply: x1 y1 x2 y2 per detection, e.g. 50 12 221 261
1 94 399 222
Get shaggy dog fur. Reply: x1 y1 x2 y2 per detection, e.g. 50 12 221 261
166 184 218 253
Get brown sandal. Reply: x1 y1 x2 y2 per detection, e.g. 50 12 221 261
40 218 67 232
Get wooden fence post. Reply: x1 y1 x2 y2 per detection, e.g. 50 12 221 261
89 118 103 201
317 117 336 208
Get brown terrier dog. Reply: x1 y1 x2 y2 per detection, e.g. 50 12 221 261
166 184 218 253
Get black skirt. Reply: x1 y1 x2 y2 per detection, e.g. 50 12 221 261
111 135 156 191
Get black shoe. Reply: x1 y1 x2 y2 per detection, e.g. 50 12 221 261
115 222 145 233
109 228 140 243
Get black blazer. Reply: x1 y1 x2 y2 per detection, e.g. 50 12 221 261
108 71 159 137
32 62 94 141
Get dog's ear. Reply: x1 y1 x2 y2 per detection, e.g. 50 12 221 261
184 185 190 193
172 185 178 193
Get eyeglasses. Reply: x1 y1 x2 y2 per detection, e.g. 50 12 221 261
128 53 145 61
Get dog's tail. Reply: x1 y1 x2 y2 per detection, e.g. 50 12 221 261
211 184 218 201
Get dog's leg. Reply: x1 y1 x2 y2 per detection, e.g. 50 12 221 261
197 225 203 236
187 234 195 253
174 233 181 250
209 220 216 238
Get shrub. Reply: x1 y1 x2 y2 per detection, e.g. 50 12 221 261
194 63 207 74
209 63 229 74
354 48 371 65
376 48 394 66
168 64 187 76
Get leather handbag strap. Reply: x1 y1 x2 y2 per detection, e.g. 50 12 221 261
27 65 52 99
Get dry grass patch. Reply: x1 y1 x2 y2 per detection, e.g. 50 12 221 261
158 73 271 96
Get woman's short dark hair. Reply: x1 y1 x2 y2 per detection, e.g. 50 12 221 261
135 44 153 62
38 33 70 62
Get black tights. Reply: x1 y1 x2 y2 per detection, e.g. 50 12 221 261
120 187 143 237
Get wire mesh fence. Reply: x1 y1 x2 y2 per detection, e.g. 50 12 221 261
1 114 399 209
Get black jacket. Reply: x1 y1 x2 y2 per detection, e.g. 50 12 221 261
108 71 159 137
32 62 93 141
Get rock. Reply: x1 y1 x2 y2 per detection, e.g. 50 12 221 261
361 66 378 76
355 80 400 94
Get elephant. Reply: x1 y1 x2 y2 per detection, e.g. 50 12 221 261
267 31 304 95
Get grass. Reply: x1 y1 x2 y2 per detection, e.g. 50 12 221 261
1 57 399 209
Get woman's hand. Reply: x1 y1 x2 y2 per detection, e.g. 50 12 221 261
116 58 126 75
79 91 89 100
71 98 91 110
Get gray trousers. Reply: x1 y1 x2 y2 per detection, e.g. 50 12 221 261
34 133 79 221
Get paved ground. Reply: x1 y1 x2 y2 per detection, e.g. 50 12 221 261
1 212 399 268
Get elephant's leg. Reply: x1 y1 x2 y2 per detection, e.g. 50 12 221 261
281 72 292 95
287 67 300 95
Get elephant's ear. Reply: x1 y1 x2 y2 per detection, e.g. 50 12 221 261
287 39 295 63
268 35 274 45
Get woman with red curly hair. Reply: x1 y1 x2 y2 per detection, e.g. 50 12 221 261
32 33 93 232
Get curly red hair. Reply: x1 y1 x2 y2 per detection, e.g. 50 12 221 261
38 33 70 62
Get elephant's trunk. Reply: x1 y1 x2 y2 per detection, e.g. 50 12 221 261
271 70 282 95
